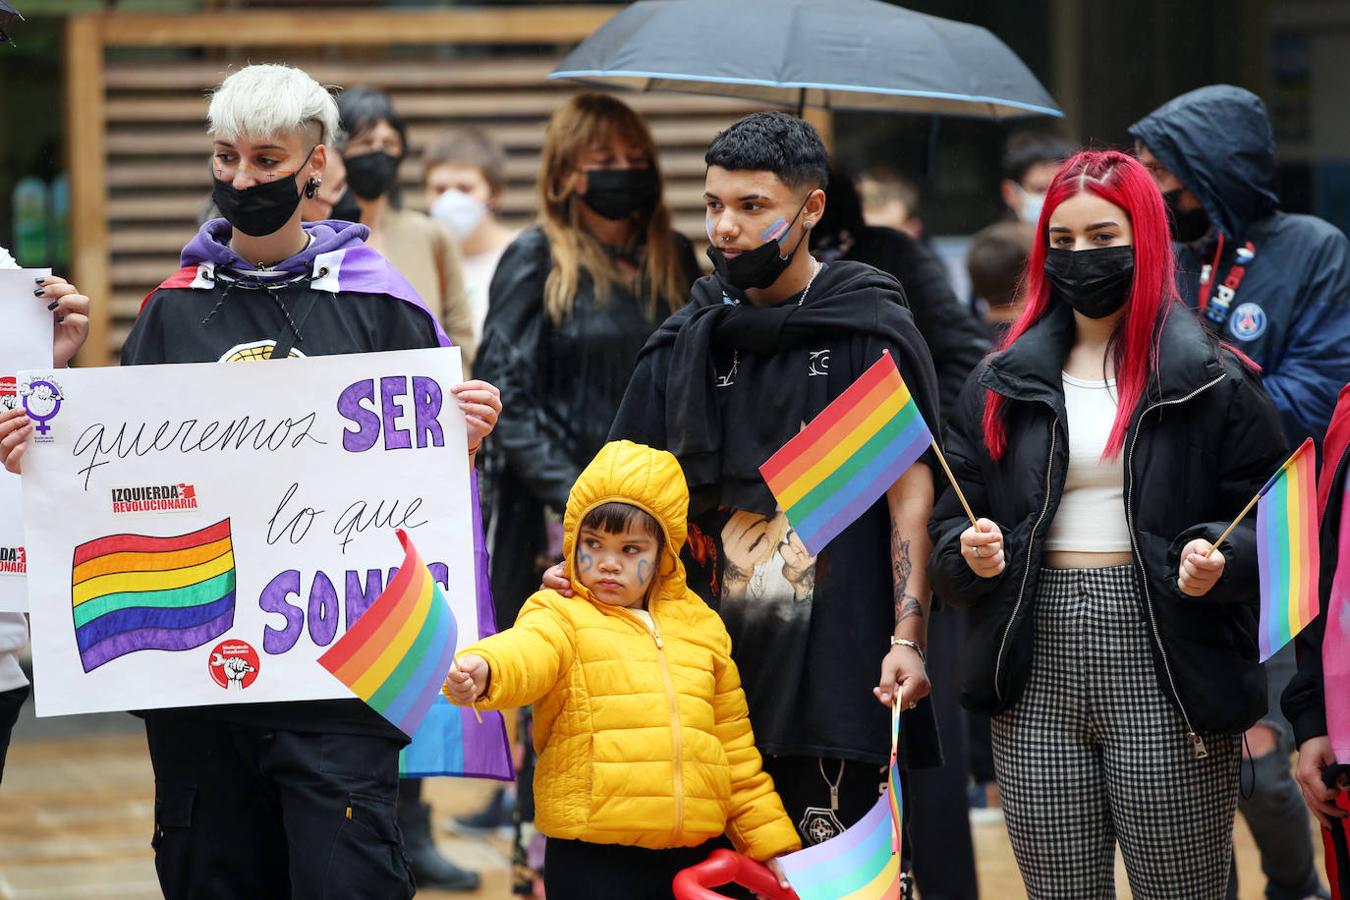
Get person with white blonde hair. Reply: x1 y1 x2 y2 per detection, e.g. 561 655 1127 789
71 63 500 898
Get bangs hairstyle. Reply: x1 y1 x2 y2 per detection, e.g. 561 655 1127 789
579 502 664 544
423 126 507 197
704 111 829 192
538 93 687 325
208 64 339 147
984 149 1177 462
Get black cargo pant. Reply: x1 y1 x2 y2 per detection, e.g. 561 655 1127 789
144 711 413 900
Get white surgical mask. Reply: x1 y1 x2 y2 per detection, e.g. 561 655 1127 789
1018 186 1046 226
430 188 487 242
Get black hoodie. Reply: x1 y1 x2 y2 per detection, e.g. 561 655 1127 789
1130 85 1350 444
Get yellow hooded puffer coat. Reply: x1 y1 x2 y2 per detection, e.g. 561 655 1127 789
449 440 800 861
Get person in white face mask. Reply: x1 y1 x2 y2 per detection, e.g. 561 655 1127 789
999 130 1074 226
423 127 519 340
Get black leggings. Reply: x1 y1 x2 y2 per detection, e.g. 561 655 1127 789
0 684 28 785
544 837 714 900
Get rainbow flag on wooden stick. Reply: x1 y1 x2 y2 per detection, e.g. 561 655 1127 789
760 352 933 556
1257 437 1321 662
779 695 905 898
319 529 459 737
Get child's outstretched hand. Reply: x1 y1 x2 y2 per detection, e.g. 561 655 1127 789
444 654 488 705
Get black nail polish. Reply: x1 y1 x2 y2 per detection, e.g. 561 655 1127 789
33 288 44 297
57 316 65 324
47 301 58 310
33 277 44 284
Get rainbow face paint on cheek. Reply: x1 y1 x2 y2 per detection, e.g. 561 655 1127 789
705 211 716 243
760 216 791 244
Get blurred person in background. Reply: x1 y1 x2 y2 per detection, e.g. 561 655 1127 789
1000 131 1075 227
470 92 698 888
858 166 924 239
1132 83 1350 900
299 147 349 222
424 126 519 343
967 221 1034 344
336 87 475 362
813 164 988 420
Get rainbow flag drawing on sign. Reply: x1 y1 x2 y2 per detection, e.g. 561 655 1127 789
1257 437 1321 662
779 699 904 899
319 529 459 738
72 519 236 672
760 352 932 556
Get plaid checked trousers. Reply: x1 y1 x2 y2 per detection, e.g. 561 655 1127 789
991 566 1240 900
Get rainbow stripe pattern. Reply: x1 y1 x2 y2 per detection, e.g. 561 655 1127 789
72 519 237 672
779 697 904 899
1257 437 1321 662
760 351 932 556
319 529 458 738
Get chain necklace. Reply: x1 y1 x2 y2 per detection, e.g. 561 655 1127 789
726 258 823 380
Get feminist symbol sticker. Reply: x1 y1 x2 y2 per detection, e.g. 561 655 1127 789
22 378 64 439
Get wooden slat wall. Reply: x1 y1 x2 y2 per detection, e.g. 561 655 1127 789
69 8 770 365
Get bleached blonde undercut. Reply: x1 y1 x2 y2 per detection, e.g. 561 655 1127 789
207 64 339 146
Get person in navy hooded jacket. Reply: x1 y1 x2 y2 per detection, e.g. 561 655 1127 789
1132 83 1345 900
115 64 500 899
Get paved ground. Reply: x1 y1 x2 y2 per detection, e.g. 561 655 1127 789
0 699 1324 899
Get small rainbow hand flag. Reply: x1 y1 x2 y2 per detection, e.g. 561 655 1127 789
760 352 932 557
1257 437 1321 662
318 529 459 738
72 519 237 672
779 697 905 899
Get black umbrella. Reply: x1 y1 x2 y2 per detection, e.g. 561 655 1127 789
0 1 21 45
551 0 1061 120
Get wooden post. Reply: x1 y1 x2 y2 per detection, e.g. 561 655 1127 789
65 14 111 368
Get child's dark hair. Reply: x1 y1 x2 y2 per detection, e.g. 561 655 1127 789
579 502 664 544
705 111 829 192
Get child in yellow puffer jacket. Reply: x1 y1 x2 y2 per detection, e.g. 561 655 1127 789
444 440 800 898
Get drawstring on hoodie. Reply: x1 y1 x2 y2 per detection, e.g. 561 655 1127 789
200 281 234 327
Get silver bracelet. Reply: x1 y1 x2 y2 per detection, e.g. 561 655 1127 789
889 636 926 663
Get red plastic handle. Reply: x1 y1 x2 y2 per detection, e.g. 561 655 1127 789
672 849 799 900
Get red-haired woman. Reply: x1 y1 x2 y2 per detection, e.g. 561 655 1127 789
929 150 1286 898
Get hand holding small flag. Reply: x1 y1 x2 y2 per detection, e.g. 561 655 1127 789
1178 538 1225 597
444 657 486 723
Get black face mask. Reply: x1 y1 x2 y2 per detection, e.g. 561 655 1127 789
581 168 660 221
1044 246 1135 319
212 151 312 238
1163 189 1211 243
329 188 363 224
344 150 401 200
706 199 810 292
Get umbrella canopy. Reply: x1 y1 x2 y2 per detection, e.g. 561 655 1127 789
0 0 20 45
551 0 1061 120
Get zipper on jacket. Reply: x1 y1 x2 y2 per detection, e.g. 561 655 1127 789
618 608 685 839
994 413 1059 702
1125 373 1226 760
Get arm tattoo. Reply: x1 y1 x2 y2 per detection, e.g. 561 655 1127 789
891 534 923 625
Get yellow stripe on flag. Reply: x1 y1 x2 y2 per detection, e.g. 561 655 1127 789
776 389 907 509
73 551 235 606
349 574 434 699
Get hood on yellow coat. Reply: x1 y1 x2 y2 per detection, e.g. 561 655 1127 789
563 440 689 604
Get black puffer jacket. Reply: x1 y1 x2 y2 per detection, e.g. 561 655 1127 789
929 303 1288 743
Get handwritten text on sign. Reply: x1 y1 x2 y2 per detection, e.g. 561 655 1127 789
20 348 474 717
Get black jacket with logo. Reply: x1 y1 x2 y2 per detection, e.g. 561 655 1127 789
928 303 1288 741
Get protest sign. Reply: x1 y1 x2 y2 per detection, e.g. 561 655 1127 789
20 347 476 717
0 266 52 612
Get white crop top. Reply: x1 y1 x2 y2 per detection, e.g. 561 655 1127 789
1043 372 1132 553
